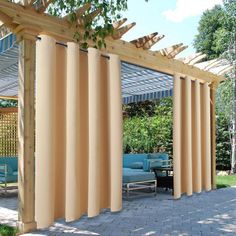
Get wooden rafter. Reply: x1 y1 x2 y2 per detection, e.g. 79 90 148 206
159 43 188 59
159 43 183 56
37 0 54 13
28 0 35 7
130 32 158 48
0 0 224 83
142 34 164 50
205 60 229 71
179 52 201 63
75 3 91 18
181 52 207 65
63 3 91 25
188 54 207 65
113 18 127 29
168 45 188 59
202 59 219 70
78 8 102 26
0 23 11 38
112 22 136 40
0 11 18 29
217 65 233 75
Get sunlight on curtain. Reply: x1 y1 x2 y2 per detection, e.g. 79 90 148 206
35 35 122 229
173 74 211 199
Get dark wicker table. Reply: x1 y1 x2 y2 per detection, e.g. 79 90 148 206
151 167 173 190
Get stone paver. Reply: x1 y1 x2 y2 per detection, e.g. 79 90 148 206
1 187 236 235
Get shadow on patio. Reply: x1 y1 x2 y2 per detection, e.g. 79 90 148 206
1 187 236 236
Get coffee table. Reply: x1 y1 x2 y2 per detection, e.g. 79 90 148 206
151 166 173 191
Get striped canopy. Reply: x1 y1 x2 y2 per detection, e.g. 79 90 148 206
0 33 174 103
0 34 18 97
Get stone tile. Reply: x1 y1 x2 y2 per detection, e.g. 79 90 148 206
1 187 236 235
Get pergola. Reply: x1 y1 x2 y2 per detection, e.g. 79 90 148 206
0 0 232 233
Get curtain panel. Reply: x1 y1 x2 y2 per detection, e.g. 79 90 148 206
173 74 211 199
35 35 123 229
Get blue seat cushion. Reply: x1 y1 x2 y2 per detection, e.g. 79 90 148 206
0 157 18 172
123 168 155 183
123 154 148 168
129 162 143 169
143 159 163 171
0 174 17 183
148 153 168 160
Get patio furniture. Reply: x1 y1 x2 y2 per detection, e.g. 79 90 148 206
0 157 18 191
122 153 171 197
151 166 173 192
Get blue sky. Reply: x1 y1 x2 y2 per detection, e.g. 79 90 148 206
121 0 223 58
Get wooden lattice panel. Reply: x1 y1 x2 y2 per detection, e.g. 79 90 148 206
0 108 17 157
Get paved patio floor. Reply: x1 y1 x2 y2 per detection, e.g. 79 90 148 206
1 187 236 236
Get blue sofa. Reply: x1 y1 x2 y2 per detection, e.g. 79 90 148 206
0 157 18 185
122 153 170 184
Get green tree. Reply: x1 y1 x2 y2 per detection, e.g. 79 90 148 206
123 98 173 156
194 0 236 172
193 5 227 60
0 99 17 108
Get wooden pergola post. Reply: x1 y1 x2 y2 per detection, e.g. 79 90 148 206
210 82 219 190
17 33 37 233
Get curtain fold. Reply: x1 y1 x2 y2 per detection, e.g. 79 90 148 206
173 74 211 199
35 35 122 229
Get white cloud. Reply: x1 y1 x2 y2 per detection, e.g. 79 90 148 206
163 0 223 23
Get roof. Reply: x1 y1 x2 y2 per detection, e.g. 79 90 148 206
0 0 226 85
0 0 232 103
0 32 233 103
0 33 18 97
0 33 174 103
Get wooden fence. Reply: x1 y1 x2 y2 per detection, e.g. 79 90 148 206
0 108 18 157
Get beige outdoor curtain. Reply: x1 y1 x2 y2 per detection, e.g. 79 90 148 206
173 74 211 199
35 35 123 229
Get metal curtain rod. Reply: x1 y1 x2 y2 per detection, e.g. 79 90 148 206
36 36 110 59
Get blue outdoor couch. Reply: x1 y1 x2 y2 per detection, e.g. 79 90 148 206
0 157 18 186
122 153 171 197
122 153 170 184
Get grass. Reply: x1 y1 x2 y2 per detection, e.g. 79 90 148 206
0 224 17 236
216 174 236 189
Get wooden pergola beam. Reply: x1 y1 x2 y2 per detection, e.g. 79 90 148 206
63 3 91 22
159 43 183 56
0 0 224 83
159 44 188 59
142 34 164 50
0 11 18 29
218 65 233 75
37 0 54 13
182 52 207 65
78 8 102 26
168 45 188 59
130 32 158 48
112 22 136 40
113 18 127 29
202 59 219 70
